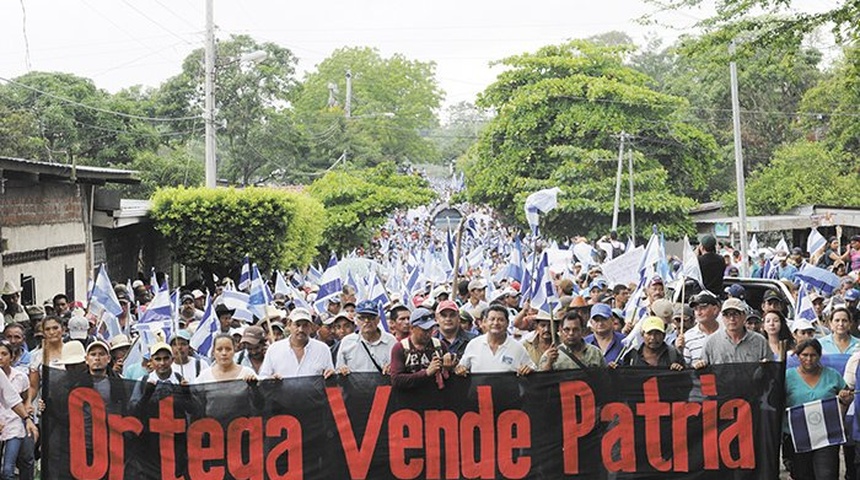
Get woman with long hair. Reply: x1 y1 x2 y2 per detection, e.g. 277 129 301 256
762 310 793 360
193 334 256 383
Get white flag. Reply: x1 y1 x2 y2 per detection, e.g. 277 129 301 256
524 187 561 232
682 235 703 287
807 228 826 254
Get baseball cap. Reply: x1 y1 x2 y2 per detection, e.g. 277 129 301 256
641 316 666 334
169 330 192 344
846 290 860 302
355 300 379 316
650 299 674 322
791 319 815 333
720 298 748 314
324 311 353 326
289 307 313 323
672 305 694 320
648 275 664 287
435 300 459 315
724 284 746 299
149 341 173 358
86 340 110 355
192 289 205 299
68 315 89 340
468 278 487 290
241 326 266 345
701 234 717 249
590 303 612 320
410 307 436 330
690 291 720 307
762 290 784 304
180 293 195 304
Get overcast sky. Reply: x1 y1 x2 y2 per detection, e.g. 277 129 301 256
0 1 718 111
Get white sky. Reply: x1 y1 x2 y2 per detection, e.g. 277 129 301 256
0 0 714 113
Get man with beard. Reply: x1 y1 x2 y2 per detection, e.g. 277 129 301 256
539 311 605 371
259 308 334 378
434 300 475 360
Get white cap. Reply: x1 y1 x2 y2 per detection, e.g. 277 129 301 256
791 319 815 332
68 316 89 340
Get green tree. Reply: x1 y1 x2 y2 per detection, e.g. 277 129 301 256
722 140 860 215
306 162 435 255
431 101 488 165
465 40 716 240
640 32 823 195
0 72 161 166
154 35 300 185
150 186 325 280
292 47 444 172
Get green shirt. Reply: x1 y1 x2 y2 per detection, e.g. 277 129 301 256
540 343 606 370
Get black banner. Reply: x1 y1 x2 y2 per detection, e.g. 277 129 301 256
43 363 785 479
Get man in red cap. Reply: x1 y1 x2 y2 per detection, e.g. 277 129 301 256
434 300 475 361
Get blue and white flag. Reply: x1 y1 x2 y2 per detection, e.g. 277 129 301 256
238 255 251 292
681 235 704 288
503 236 525 284
249 264 272 320
190 298 218 358
88 264 124 338
524 187 561 234
138 278 173 324
788 397 846 453
220 289 254 323
314 254 344 314
807 228 827 254
530 252 555 313
749 234 759 259
775 236 790 254
796 283 818 322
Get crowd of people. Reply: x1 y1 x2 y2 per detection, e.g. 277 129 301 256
4 192 860 478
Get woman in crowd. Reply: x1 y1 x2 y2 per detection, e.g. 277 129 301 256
194 334 256 383
784 338 853 479
762 310 793 360
819 306 860 355
28 315 65 407
0 341 32 480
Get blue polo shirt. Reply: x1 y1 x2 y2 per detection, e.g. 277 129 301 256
584 331 626 363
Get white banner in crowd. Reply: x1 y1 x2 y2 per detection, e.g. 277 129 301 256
601 246 645 287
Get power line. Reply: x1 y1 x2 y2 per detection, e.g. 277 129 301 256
0 76 200 122
120 0 196 46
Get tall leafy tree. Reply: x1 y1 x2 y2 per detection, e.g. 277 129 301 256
465 40 717 240
154 35 300 185
292 47 444 172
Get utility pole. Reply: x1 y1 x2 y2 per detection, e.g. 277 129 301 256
342 69 352 164
611 132 626 231
729 41 750 276
628 147 635 246
203 0 216 188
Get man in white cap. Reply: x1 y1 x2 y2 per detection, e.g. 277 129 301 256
694 298 769 368
259 307 334 379
170 330 209 383
1 281 29 325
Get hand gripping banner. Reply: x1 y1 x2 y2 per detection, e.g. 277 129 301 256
42 363 785 479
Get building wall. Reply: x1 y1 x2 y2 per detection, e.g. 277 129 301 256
1 181 89 304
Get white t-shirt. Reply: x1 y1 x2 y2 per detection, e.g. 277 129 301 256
336 331 396 373
259 338 333 378
172 357 210 383
194 366 256 384
0 368 26 441
459 334 536 373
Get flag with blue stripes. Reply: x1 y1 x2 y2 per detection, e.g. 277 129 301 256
249 264 272 320
238 255 251 291
88 264 124 338
190 297 218 358
313 253 343 314
788 397 846 453
220 290 254 323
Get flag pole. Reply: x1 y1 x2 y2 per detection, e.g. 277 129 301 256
450 218 466 299
678 275 687 337
527 230 539 305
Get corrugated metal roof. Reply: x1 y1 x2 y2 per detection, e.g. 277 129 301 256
0 156 140 184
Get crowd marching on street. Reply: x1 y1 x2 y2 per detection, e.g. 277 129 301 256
1 178 860 479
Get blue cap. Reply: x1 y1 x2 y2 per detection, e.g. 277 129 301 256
355 300 378 316
169 329 192 344
409 307 436 330
590 303 612 320
846 289 859 302
589 279 607 291
725 284 746 299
